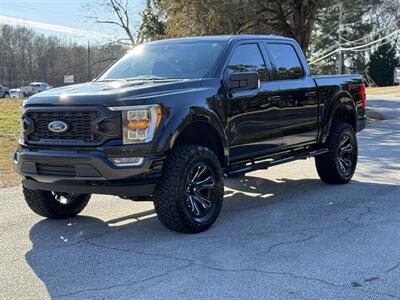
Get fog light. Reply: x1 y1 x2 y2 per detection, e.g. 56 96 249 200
110 157 144 167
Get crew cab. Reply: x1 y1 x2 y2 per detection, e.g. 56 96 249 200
15 35 367 233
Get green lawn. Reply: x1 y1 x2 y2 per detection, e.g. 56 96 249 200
0 99 22 187
366 86 400 95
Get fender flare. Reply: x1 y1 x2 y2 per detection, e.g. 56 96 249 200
156 107 229 165
321 91 357 143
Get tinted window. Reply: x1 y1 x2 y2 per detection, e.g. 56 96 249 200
268 44 304 80
227 44 268 81
98 41 226 81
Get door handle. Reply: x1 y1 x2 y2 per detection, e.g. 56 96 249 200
305 91 316 97
267 96 281 101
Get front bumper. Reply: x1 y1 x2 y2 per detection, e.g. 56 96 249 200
14 148 164 197
22 178 157 198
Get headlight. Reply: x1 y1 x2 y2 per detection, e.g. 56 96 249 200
109 105 162 144
19 108 25 143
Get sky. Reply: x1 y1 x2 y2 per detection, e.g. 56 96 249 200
0 0 146 43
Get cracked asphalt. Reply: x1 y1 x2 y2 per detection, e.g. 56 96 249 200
1 96 399 299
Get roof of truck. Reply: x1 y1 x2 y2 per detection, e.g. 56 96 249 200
147 35 294 45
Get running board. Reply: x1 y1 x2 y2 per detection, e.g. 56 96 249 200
226 148 329 176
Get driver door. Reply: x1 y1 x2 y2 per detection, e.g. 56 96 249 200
224 42 282 162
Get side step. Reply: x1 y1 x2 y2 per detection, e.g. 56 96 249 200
225 148 328 177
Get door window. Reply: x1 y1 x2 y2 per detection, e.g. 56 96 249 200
227 44 268 81
268 44 304 80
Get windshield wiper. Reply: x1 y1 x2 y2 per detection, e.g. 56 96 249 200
96 78 128 83
97 77 185 83
125 76 178 81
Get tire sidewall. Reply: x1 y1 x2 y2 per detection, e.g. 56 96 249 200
178 152 224 225
46 191 89 211
333 125 358 181
154 145 224 233
23 187 90 219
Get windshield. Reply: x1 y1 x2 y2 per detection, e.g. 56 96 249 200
98 41 226 81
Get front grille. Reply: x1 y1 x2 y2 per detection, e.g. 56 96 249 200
24 108 121 146
28 111 102 144
36 163 76 177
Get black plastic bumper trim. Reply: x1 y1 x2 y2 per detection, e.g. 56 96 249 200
22 178 157 197
14 150 165 181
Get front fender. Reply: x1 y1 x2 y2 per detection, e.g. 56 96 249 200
155 106 229 162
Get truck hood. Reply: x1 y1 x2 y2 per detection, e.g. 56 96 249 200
23 79 210 107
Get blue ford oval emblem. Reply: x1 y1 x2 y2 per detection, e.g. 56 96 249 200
48 120 69 133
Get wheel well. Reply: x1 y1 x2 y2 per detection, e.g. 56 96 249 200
174 122 225 167
332 103 356 130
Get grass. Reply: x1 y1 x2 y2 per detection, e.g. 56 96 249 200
0 99 23 187
366 86 400 95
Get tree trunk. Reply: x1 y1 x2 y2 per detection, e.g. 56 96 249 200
291 0 317 52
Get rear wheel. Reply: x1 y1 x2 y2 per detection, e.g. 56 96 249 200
4 93 10 99
154 145 224 233
23 187 91 218
315 122 358 184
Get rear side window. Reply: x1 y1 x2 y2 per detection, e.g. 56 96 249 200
267 44 304 80
227 44 268 81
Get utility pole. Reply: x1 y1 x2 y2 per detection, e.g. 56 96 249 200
337 1 344 74
87 41 91 81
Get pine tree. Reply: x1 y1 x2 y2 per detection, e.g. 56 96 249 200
368 43 399 86
138 6 166 42
311 0 377 74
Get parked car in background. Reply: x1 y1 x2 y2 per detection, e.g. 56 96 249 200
9 88 25 99
30 82 51 93
20 82 51 97
0 85 10 98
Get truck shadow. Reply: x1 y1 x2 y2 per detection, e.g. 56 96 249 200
24 176 400 298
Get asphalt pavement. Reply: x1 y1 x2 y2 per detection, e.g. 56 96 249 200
0 95 399 299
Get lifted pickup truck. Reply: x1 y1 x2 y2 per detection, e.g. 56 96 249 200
15 35 367 233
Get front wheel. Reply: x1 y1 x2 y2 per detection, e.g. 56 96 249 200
23 187 91 218
315 122 358 184
154 145 224 233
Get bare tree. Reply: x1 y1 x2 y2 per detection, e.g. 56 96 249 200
0 25 126 88
85 0 144 46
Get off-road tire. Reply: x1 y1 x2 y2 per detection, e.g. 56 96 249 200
154 145 224 233
23 187 91 219
315 121 358 184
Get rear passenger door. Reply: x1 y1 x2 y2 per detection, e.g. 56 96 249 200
224 42 282 161
265 42 319 147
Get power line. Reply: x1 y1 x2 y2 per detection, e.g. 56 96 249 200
309 28 400 65
339 17 400 45
0 16 117 41
349 39 394 52
0 3 86 18
312 1 400 59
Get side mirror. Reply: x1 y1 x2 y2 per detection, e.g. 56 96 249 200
225 72 260 92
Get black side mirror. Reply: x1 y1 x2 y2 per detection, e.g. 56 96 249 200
225 72 260 92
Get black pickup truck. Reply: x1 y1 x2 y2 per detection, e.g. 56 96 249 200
15 35 367 233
